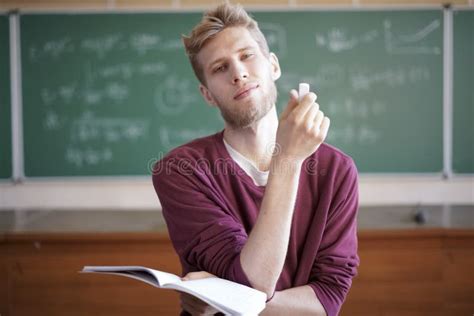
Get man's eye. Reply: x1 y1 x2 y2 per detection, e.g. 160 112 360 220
213 65 226 73
242 53 254 59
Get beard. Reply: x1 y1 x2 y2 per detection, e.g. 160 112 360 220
216 81 278 129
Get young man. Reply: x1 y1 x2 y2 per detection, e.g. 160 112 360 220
153 3 359 315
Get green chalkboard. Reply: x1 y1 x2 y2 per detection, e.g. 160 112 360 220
21 13 209 177
0 14 11 179
254 10 443 173
453 10 474 174
21 10 444 177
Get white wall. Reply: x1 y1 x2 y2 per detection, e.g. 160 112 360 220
0 175 472 210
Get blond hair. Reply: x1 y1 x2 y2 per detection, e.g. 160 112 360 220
182 2 270 85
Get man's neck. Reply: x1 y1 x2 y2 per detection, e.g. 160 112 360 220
223 106 278 172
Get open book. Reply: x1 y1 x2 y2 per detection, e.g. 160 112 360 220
81 266 266 315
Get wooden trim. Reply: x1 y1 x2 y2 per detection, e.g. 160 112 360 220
358 228 474 239
4 231 171 242
4 228 473 242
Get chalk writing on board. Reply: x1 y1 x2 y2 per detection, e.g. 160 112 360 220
43 110 63 130
83 62 167 82
65 146 113 167
314 19 441 55
315 29 379 53
40 81 130 106
326 99 387 119
139 62 168 75
130 33 182 54
130 33 161 55
81 34 126 59
349 66 431 91
155 76 199 115
328 125 380 145
82 88 102 106
384 19 441 55
278 64 347 94
282 64 430 95
317 64 346 86
279 64 345 93
30 32 182 64
159 126 217 151
103 82 129 103
58 84 77 102
71 111 150 143
260 23 287 57
98 63 134 80
40 83 77 105
160 39 182 51
29 37 74 61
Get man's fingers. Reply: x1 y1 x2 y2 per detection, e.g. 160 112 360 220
182 271 215 281
181 292 203 305
180 292 213 315
304 103 320 126
290 88 298 101
292 92 317 121
280 89 299 120
181 300 218 316
313 110 325 131
180 296 197 314
181 301 204 315
303 91 317 102
319 117 331 140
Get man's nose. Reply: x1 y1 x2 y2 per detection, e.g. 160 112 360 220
231 62 249 84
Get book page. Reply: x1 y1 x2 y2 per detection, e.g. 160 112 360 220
164 277 266 315
82 266 266 315
146 268 181 285
81 266 181 287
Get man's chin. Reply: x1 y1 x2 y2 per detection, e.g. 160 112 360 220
219 95 275 129
223 116 257 129
223 110 272 129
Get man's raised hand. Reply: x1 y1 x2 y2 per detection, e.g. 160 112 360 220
276 89 330 163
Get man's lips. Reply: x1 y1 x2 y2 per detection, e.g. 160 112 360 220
233 84 259 100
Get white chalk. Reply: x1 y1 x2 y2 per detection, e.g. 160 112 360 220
299 83 310 102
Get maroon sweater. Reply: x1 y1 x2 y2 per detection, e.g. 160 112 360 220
153 131 359 316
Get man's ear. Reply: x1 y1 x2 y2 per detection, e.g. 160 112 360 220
199 84 218 107
269 52 281 81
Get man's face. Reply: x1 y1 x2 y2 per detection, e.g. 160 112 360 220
197 27 281 129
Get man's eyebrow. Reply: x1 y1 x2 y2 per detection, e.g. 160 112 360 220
208 57 225 70
207 46 256 70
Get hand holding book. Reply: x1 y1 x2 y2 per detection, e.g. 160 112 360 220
180 271 220 315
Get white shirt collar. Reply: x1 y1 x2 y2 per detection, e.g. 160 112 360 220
223 138 269 187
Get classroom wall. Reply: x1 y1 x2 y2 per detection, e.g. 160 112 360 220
0 0 473 210
1 176 473 210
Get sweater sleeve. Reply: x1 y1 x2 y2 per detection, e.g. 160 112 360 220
152 156 252 287
308 159 360 316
